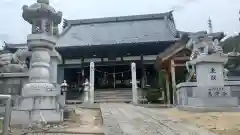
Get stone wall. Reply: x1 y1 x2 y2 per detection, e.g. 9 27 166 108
0 73 28 107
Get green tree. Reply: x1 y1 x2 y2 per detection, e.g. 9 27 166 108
222 34 240 53
221 34 240 69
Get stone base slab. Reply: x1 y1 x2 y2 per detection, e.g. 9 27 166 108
177 106 240 112
187 97 239 107
176 81 240 112
11 110 63 125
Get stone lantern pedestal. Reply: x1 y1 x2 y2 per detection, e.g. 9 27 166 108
11 0 63 125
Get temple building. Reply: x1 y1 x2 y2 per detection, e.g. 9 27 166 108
4 11 180 101
4 11 223 103
57 11 179 88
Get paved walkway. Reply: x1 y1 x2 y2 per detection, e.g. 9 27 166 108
100 103 217 135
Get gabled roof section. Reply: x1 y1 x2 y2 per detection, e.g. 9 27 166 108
57 11 179 47
4 43 27 49
155 31 225 67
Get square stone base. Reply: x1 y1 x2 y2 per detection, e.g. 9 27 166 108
176 81 240 112
11 110 63 125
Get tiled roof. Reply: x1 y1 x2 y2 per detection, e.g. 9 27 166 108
57 11 179 47
156 31 225 61
4 43 27 49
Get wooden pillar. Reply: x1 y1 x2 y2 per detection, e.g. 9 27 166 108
140 54 145 88
81 57 85 84
62 57 65 64
57 67 64 84
113 67 116 89
170 60 176 105
164 71 171 104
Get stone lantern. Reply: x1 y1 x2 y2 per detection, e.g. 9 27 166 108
16 0 63 124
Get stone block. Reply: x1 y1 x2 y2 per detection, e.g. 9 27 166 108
187 97 239 107
11 110 63 125
31 110 63 123
17 97 34 110
196 63 225 87
18 97 59 110
11 110 30 125
33 97 59 110
21 83 60 97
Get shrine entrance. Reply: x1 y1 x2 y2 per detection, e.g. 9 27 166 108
95 65 137 89
64 63 143 90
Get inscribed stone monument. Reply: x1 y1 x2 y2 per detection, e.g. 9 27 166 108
176 35 240 111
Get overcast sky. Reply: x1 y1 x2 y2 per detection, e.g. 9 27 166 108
0 0 239 44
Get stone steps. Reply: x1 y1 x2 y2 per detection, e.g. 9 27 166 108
95 96 132 100
94 89 133 103
95 99 132 103
95 93 132 97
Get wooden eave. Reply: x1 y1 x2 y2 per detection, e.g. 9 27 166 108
155 39 189 70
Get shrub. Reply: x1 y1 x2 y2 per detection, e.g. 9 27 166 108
143 86 163 103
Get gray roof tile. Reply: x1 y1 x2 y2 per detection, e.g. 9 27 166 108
57 11 179 47
5 43 27 49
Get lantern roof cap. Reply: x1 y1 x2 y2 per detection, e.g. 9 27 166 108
37 0 49 5
22 0 62 24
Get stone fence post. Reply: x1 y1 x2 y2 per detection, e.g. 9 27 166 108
89 62 95 104
131 62 138 104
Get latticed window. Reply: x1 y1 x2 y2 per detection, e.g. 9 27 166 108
45 21 51 33
33 20 42 34
53 24 58 36
53 25 59 36
35 25 40 32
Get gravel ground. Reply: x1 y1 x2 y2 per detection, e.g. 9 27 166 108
153 108 240 135
9 106 104 135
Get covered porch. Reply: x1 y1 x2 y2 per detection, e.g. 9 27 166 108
57 41 173 89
